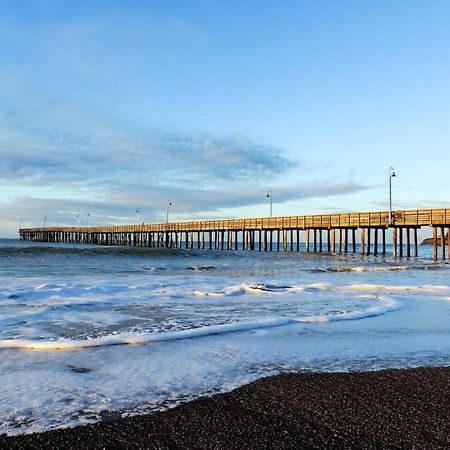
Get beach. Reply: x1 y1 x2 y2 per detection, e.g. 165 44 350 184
1 239 450 443
1 366 449 449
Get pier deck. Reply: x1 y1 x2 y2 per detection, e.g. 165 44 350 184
19 208 450 260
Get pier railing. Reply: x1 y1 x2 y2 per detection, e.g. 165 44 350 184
19 208 450 234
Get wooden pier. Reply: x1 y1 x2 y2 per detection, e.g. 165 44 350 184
19 208 450 260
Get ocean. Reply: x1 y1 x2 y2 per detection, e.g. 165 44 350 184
1 238 449 435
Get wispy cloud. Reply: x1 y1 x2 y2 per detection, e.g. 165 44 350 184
0 93 371 236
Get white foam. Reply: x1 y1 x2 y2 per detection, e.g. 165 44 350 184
0 318 291 350
0 297 402 350
295 296 402 323
342 283 450 293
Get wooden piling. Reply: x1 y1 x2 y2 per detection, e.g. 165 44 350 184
447 227 450 262
399 228 403 258
433 227 438 261
374 228 378 256
406 228 411 258
392 228 397 258
413 228 418 257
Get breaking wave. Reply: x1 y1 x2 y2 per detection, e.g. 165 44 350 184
0 296 401 350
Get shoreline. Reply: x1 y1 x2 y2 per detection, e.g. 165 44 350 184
1 366 449 449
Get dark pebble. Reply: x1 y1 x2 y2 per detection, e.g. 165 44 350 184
68 366 92 373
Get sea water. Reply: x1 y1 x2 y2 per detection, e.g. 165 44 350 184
0 238 449 435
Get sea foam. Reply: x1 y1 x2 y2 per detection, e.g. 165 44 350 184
0 296 401 350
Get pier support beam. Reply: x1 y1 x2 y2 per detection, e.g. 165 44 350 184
360 228 366 255
392 228 398 258
413 228 418 257
399 228 403 258
406 228 411 258
433 227 438 261
374 229 378 256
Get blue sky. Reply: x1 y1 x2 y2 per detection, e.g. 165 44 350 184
1 0 450 237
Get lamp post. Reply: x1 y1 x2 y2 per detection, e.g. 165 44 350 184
76 215 80 226
166 200 172 224
266 191 273 218
43 216 48 228
136 208 140 225
389 167 396 225
87 212 90 227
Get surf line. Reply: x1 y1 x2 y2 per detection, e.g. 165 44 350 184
0 298 401 350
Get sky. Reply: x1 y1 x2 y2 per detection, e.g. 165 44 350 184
1 0 450 237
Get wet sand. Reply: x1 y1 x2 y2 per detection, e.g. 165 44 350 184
1 366 449 449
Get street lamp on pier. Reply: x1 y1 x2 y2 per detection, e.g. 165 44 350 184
266 191 273 218
389 167 396 225
136 208 140 225
87 212 90 227
43 216 48 228
166 200 172 224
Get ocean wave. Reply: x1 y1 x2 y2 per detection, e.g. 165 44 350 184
193 282 450 297
308 263 447 273
0 297 401 350
329 265 407 272
0 245 188 258
194 283 298 297
295 296 401 322
343 284 450 293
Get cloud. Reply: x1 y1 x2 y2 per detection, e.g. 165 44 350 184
2 179 369 231
0 93 370 237
0 111 292 189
